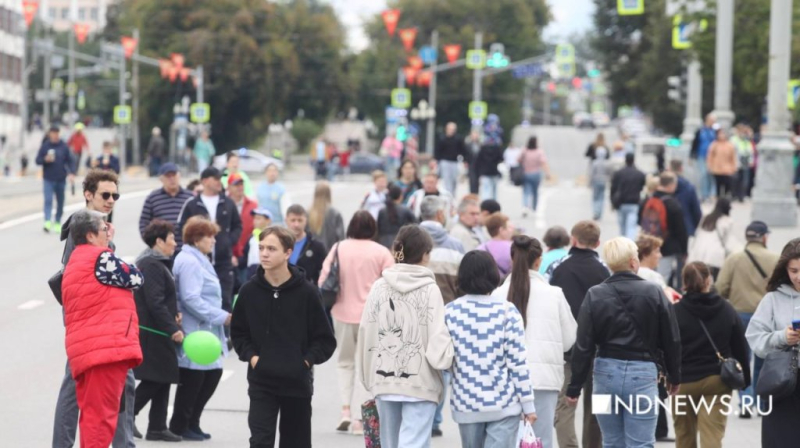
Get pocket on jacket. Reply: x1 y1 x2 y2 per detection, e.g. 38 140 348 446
255 348 306 380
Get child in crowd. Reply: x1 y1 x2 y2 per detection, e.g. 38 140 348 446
361 170 389 220
246 208 273 278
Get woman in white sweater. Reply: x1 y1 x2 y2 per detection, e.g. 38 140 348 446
493 235 577 448
687 197 739 278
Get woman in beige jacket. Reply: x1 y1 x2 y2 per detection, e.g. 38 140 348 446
706 129 738 199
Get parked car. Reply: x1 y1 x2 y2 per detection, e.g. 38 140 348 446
348 152 385 175
573 112 595 129
212 148 284 173
592 111 610 127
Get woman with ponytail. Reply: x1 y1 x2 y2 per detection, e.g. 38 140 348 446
493 235 577 448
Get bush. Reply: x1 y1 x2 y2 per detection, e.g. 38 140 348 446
290 119 323 155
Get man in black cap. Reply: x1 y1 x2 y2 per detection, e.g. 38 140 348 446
177 167 243 311
35 125 75 233
716 220 780 417
139 162 195 246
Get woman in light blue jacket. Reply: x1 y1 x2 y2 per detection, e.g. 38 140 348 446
169 216 231 441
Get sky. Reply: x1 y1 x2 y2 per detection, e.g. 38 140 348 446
327 0 595 52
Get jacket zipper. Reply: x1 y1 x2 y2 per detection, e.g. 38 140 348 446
125 315 133 337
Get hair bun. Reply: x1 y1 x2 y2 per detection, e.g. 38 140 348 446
512 235 532 248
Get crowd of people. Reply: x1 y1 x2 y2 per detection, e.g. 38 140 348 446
45 117 800 448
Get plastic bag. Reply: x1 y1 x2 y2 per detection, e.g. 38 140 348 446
519 421 543 448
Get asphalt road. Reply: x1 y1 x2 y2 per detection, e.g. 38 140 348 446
0 125 771 447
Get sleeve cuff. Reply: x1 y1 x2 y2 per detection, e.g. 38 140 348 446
566 385 582 399
521 399 536 415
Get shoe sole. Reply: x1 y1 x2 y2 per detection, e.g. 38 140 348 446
336 420 351 432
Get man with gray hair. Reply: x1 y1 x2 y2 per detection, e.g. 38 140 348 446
418 195 464 437
449 197 486 252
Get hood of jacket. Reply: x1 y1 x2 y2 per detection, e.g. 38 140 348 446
420 220 449 243
381 263 436 294
136 247 172 264
679 291 726 319
776 284 800 301
254 264 308 293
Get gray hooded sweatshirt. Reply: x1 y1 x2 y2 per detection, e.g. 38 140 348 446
745 284 800 358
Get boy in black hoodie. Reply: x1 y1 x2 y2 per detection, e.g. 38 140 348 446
231 226 336 447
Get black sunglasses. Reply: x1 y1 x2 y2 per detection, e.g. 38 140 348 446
100 192 121 201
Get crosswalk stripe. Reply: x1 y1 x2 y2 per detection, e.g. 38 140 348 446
18 300 44 310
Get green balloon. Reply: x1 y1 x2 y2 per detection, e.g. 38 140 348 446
183 331 222 366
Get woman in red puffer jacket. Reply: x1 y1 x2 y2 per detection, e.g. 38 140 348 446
62 209 144 448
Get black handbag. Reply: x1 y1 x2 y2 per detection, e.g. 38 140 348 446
48 269 64 305
756 348 799 400
698 320 746 389
319 243 340 308
510 166 524 186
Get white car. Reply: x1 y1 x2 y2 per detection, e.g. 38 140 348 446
213 148 284 173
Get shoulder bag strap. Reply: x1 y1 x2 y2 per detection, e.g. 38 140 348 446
697 319 725 363
744 249 768 279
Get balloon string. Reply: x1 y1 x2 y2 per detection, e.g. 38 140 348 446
139 325 171 338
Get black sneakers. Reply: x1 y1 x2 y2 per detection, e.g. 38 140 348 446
146 430 183 442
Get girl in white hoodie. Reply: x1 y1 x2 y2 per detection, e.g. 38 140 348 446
357 225 454 448
493 235 577 448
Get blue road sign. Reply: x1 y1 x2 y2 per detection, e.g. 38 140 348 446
419 46 437 65
512 63 545 79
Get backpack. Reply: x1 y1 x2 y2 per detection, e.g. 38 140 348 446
641 196 669 238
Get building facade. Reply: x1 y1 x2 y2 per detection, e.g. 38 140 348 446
39 0 112 33
0 0 23 152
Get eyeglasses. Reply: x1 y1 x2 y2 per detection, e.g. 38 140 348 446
100 192 120 201
101 226 110 233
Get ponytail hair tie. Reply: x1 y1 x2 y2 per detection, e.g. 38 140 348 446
393 244 405 262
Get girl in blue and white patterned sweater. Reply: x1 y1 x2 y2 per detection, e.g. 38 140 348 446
445 251 537 448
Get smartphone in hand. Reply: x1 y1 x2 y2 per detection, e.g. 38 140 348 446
792 320 800 331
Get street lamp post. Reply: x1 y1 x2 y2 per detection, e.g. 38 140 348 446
711 0 735 129
411 100 436 154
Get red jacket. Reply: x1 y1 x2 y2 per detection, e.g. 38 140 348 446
67 132 88 155
62 245 143 378
234 196 257 258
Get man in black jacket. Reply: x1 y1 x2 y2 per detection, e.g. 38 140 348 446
231 226 336 448
548 220 609 448
640 171 689 289
434 122 465 196
285 204 327 286
610 153 646 240
177 167 242 311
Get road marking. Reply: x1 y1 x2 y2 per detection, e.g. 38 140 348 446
0 189 152 231
18 300 44 310
221 369 235 383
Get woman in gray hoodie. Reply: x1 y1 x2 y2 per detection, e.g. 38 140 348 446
745 238 800 447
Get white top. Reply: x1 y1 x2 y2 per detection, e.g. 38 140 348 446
200 194 220 221
638 267 666 288
377 394 427 402
687 216 740 268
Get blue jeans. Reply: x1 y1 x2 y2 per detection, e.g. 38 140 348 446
618 204 640 240
592 182 606 220
433 371 450 430
532 389 559 448
738 312 765 409
439 160 459 196
697 159 716 201
480 175 499 201
459 415 519 448
376 398 437 448
523 172 542 210
593 357 659 448
43 179 66 223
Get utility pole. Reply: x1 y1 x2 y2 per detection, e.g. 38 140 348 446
195 65 204 104
521 78 533 124
66 0 77 127
679 59 703 161
397 68 405 88
131 28 140 165
43 39 51 126
543 88 550 126
472 32 483 106
712 0 735 129
752 0 797 226
426 30 438 154
119 50 127 174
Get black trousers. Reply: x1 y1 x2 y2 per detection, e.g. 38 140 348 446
714 174 734 198
169 368 222 435
468 164 480 195
655 381 669 438
215 265 234 312
134 380 171 432
248 389 312 448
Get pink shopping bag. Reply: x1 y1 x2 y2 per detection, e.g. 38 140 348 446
520 421 543 448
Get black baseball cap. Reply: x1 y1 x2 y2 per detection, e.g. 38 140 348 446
746 221 770 239
200 167 222 180
49 125 60 133
158 162 178 175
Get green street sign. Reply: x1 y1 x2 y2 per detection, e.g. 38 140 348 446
468 101 488 120
617 0 644 15
77 91 86 110
391 88 411 109
113 105 132 124
788 80 800 109
466 50 487 69
65 82 78 97
555 44 575 64
559 62 575 78
190 103 211 123
51 78 64 93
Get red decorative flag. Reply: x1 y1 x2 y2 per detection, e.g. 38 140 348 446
407 55 423 70
402 67 418 85
381 9 401 37
158 59 171 78
179 68 191 82
443 44 461 64
547 81 556 93
22 0 39 27
120 36 138 58
168 65 179 83
73 23 90 44
192 75 200 89
398 28 417 52
416 71 432 87
171 53 185 71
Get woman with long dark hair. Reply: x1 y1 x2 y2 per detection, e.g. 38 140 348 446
746 238 800 447
518 136 551 216
688 198 738 278
493 235 576 448
377 184 417 248
395 160 423 205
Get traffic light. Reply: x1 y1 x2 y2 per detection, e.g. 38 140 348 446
396 125 408 142
571 77 582 89
667 75 685 103
486 43 510 68
587 69 601 78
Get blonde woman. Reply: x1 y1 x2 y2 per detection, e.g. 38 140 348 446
308 181 345 252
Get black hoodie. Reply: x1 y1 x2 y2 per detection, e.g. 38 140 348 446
231 264 336 397
673 292 751 386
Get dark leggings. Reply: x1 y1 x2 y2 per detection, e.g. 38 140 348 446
714 175 733 198
169 368 222 435
134 380 171 432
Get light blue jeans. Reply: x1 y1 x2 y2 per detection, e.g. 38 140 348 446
617 204 640 240
459 415 520 448
433 371 451 430
376 398 437 448
592 181 606 220
697 159 716 201
439 160 459 196
480 176 500 201
43 179 66 223
532 389 559 448
737 312 765 411
593 357 659 448
523 172 542 211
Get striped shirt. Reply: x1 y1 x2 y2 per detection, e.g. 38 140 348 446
139 187 194 246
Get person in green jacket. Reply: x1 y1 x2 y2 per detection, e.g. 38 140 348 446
221 150 255 198
193 130 216 173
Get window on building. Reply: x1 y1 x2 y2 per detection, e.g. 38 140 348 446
0 8 8 33
78 8 86 20
91 8 98 20
49 8 56 19
61 8 69 19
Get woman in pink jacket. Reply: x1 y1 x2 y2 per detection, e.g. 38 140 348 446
319 210 394 435
706 128 738 199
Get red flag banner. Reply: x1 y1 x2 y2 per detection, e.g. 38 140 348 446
168 65 179 83
171 53 185 71
416 71 432 87
443 44 462 64
381 9 401 37
22 0 39 27
407 55 423 70
74 23 90 44
179 68 191 82
120 36 138 59
402 67 418 85
398 28 417 52
158 59 171 78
